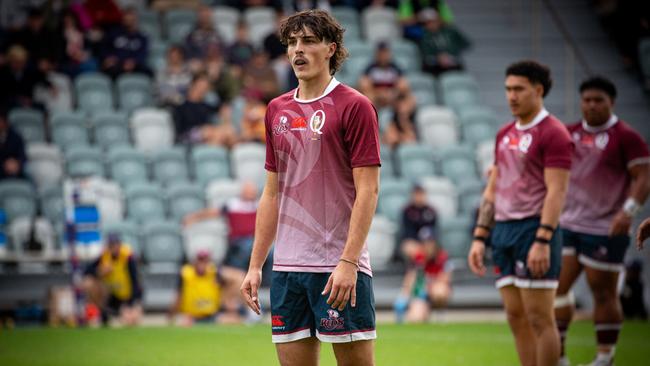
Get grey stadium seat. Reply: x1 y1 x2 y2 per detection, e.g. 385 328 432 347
378 178 411 222
191 145 230 187
142 220 184 267
91 112 131 149
164 9 196 43
40 185 65 226
457 179 484 214
152 147 189 185
420 176 458 221
108 146 149 187
74 72 114 114
396 144 436 181
205 179 241 210
130 108 174 154
0 179 36 222
167 182 205 222
366 215 398 269
8 108 45 143
116 73 153 113
26 143 63 187
231 143 266 188
65 146 105 178
125 182 166 223
415 106 459 148
182 219 229 263
439 145 478 183
439 216 473 259
51 112 90 148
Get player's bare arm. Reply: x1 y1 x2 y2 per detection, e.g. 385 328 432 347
323 165 379 311
528 167 569 278
468 166 497 276
637 217 650 249
610 163 650 237
241 171 279 314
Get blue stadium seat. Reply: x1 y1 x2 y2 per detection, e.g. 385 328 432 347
378 179 411 222
51 111 90 148
116 74 153 113
191 145 230 187
167 182 205 222
91 112 130 149
125 182 166 223
0 179 36 223
8 108 46 143
152 147 189 185
396 144 435 181
65 146 105 178
107 146 149 187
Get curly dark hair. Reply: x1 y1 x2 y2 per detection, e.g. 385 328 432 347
279 9 349 76
579 76 617 100
506 60 553 97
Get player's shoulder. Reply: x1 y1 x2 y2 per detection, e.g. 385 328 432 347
267 89 295 110
566 120 582 132
541 114 571 136
614 119 644 138
496 120 516 136
333 82 374 108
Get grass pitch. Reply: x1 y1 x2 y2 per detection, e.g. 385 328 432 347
0 321 648 365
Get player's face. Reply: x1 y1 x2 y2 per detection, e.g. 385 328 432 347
505 75 543 118
286 27 336 81
580 89 613 126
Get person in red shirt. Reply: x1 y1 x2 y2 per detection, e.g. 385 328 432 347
554 77 650 366
468 60 573 366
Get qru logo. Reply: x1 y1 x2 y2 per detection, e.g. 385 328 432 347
309 110 326 135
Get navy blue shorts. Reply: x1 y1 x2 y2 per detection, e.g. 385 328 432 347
491 217 562 289
270 271 376 343
560 228 629 272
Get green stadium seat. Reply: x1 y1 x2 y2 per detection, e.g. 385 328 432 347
439 216 473 259
378 179 411 222
65 146 105 178
102 220 142 257
116 74 153 113
191 145 230 187
152 147 189 185
91 112 130 149
8 108 46 143
0 179 36 223
108 146 149 187
143 220 184 266
439 145 478 183
51 111 89 148
74 72 114 114
396 144 436 181
125 182 166 223
167 182 205 222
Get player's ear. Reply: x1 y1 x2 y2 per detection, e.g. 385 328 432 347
327 42 336 58
534 83 544 98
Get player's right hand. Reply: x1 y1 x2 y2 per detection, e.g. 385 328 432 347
240 269 262 315
468 240 486 277
636 218 650 250
527 242 550 278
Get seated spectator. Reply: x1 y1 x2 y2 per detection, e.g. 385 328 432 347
242 51 280 103
202 44 239 106
0 106 27 180
419 8 470 76
226 21 254 80
156 45 192 106
239 90 267 143
173 72 236 147
403 228 452 323
394 184 439 322
184 5 223 62
82 233 143 326
101 8 151 79
168 250 244 326
0 45 52 109
59 10 98 77
359 42 417 148
7 8 63 73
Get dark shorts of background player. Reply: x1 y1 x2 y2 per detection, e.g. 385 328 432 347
560 228 629 272
270 271 376 344
491 216 562 289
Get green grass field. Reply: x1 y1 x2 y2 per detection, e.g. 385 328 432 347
0 321 648 365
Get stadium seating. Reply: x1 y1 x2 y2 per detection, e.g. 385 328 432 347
377 178 411 222
439 72 481 111
439 144 478 183
191 145 230 187
51 111 90 148
138 10 161 41
639 38 650 83
125 182 166 223
231 143 266 188
0 179 36 223
164 9 196 43
167 182 205 222
457 179 484 214
148 40 168 71
212 6 239 44
439 215 473 259
152 147 189 185
8 108 46 143
26 143 63 188
8 217 57 258
93 181 124 225
102 220 142 256
420 176 458 220
340 54 372 87
396 144 435 181
130 108 174 154
108 146 149 187
205 179 241 209
91 112 131 149
35 72 73 112
116 74 153 113
476 140 495 177
243 7 276 47
415 106 459 148
331 6 359 29
458 106 499 146
361 7 399 43
406 72 437 105
366 215 398 269
182 219 229 263
39 185 65 227
142 220 184 269
64 146 105 178
74 72 114 114
380 145 394 178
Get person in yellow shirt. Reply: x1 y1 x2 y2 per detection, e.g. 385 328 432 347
168 250 243 325
83 233 143 326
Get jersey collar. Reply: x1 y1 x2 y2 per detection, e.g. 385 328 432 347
293 77 340 103
516 108 549 131
582 114 618 133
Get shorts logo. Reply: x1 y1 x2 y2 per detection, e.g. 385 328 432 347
272 315 285 327
290 116 307 131
515 260 527 277
518 133 533 153
320 309 344 331
273 116 289 135
595 132 609 150
309 110 326 140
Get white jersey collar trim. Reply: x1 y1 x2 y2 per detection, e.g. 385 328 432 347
582 114 618 133
293 77 340 103
516 108 549 131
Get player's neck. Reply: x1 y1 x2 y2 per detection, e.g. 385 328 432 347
518 105 543 125
297 72 333 100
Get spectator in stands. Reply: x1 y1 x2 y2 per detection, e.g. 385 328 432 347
83 0 123 30
0 106 27 180
226 21 255 79
419 8 470 76
150 0 201 12
263 13 296 93
168 250 245 325
202 44 239 106
156 45 192 106
394 185 439 321
184 5 223 62
59 10 98 77
82 233 143 326
7 8 63 73
242 50 280 103
403 229 452 323
173 72 236 147
101 8 151 79
239 89 267 143
0 45 51 109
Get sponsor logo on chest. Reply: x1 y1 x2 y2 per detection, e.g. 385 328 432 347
501 133 533 153
273 110 327 140
573 131 609 150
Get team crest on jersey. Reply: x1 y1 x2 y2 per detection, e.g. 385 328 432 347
518 133 533 153
595 132 609 150
320 309 344 331
309 110 326 140
273 116 290 135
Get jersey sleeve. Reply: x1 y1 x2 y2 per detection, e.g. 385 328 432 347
621 127 650 168
541 122 573 169
344 96 381 168
493 124 509 165
264 103 277 172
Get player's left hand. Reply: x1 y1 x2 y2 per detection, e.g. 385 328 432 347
323 261 358 311
609 211 632 237
527 242 550 278
636 218 650 250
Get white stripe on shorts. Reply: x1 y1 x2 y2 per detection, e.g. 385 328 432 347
578 254 624 273
495 276 516 289
315 329 377 343
514 278 559 289
272 328 311 343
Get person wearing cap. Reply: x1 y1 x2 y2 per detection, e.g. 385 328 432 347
168 250 243 325
83 233 143 326
418 7 470 76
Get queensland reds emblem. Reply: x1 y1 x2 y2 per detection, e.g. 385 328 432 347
595 132 609 150
273 115 289 135
320 309 345 330
518 133 533 153
309 110 326 139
